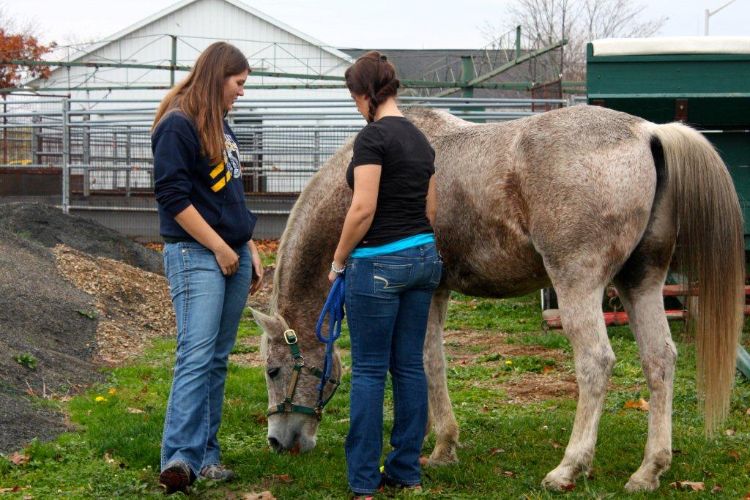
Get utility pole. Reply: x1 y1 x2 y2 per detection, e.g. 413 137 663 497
704 0 738 35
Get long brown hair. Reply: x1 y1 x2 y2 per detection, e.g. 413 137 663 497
344 51 399 122
152 42 250 164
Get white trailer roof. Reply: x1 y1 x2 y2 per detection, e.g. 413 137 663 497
591 37 750 56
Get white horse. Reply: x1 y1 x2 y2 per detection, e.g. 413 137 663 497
251 105 744 491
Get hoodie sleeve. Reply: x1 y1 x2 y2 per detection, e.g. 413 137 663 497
152 119 198 217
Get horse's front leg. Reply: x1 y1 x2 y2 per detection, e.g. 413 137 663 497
423 287 459 465
542 286 616 490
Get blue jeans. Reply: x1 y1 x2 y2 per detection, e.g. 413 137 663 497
161 241 251 476
344 242 442 494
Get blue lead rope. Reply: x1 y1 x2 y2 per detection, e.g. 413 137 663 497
315 274 345 398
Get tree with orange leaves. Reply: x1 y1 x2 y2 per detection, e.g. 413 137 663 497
0 28 54 90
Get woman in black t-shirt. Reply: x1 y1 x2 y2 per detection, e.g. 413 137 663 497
328 51 442 498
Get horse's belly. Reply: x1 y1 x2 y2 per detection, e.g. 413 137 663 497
438 235 549 298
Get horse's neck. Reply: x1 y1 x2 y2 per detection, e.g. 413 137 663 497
272 170 348 343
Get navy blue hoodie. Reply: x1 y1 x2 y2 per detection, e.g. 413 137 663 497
152 111 256 247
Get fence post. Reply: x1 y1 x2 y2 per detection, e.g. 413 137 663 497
125 125 131 197
83 113 90 197
31 114 41 165
313 130 320 170
62 98 70 214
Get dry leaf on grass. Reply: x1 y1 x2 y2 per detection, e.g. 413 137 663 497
126 407 144 414
670 481 705 491
242 492 276 500
728 450 740 461
624 398 649 411
724 428 736 436
711 485 723 494
8 452 29 466
272 474 292 483
0 486 29 493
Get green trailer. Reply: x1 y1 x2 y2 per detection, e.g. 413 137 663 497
586 37 750 377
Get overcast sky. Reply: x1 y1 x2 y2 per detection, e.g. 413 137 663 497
4 0 749 49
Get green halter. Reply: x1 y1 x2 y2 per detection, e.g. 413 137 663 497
266 329 341 420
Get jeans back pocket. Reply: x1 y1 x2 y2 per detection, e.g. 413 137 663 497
373 262 413 290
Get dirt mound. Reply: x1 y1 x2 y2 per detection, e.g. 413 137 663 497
0 228 100 453
0 203 162 274
0 206 167 454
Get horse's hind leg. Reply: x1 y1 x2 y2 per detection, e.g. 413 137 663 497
542 283 616 490
614 243 676 492
423 287 460 465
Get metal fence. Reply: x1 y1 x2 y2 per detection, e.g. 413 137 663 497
0 95 573 239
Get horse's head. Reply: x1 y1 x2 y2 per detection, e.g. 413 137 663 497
251 307 342 454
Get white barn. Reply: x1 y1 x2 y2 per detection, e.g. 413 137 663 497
32 0 353 102
28 0 358 193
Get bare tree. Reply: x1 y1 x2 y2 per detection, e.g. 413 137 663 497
483 0 665 83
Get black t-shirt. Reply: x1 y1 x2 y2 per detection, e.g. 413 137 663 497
346 116 435 247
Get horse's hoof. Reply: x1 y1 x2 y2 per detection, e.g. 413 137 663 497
624 476 659 492
542 470 576 491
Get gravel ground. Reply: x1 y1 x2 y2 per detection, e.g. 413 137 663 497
0 204 164 454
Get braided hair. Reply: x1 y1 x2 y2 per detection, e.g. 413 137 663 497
344 51 400 122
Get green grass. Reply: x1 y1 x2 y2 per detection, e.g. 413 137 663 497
1 293 750 498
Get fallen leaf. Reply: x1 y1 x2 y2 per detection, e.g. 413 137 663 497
241 493 276 500
561 483 575 491
728 450 740 461
126 407 144 414
502 470 515 477
624 398 649 411
489 448 505 455
9 452 29 466
542 365 554 374
0 486 29 493
746 408 750 416
711 485 723 494
724 429 735 436
103 452 115 464
550 441 562 449
670 481 705 491
272 474 292 484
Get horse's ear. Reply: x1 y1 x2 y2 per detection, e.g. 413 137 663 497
250 307 285 339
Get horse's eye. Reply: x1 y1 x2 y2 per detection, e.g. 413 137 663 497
267 367 280 379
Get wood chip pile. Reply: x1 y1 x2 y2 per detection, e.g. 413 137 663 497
53 245 175 364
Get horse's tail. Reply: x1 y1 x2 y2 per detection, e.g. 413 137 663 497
652 122 744 434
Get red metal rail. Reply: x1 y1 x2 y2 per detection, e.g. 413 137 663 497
542 285 750 330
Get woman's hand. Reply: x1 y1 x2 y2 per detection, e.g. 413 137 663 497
214 244 240 276
249 240 264 294
328 260 345 284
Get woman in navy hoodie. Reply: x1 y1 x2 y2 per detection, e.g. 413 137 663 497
151 41 262 493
